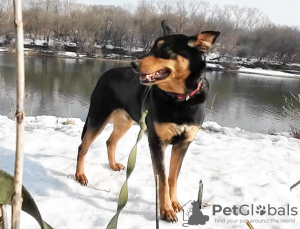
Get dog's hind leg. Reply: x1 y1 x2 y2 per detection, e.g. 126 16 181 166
106 110 134 171
75 115 109 185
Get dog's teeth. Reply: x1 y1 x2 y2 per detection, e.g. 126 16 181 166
142 69 169 82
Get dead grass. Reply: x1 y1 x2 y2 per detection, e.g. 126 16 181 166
291 128 300 139
284 93 300 139
62 119 75 125
283 93 300 117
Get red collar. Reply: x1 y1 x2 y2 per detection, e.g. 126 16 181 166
176 82 202 101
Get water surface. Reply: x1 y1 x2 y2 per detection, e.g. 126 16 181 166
0 53 299 133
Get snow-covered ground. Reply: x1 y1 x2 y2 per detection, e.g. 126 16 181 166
235 67 300 79
57 51 78 58
206 63 224 70
206 53 300 78
0 47 9 52
1 115 300 228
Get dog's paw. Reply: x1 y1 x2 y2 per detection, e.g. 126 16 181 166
110 162 125 171
160 208 178 222
75 173 88 185
171 201 182 213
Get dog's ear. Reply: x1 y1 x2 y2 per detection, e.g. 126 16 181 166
188 31 220 52
161 20 176 35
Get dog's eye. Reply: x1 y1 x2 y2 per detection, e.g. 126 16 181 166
163 45 171 53
162 45 177 59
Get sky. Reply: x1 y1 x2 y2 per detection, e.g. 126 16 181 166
77 0 300 28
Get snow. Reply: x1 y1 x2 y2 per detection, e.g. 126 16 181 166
94 44 102 49
236 67 300 78
0 36 5 43
23 38 32 45
104 53 122 59
66 42 77 47
105 44 115 49
0 47 8 52
23 38 54 46
1 115 300 228
206 52 220 60
206 63 224 69
34 39 47 46
57 51 78 57
289 63 300 67
131 46 144 53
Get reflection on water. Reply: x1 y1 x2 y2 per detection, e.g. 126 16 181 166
205 71 300 132
0 53 126 120
0 53 299 133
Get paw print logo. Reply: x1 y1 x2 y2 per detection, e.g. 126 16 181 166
256 205 266 215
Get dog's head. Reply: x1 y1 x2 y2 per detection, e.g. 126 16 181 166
131 21 220 94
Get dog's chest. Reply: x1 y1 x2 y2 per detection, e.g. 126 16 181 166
154 122 200 143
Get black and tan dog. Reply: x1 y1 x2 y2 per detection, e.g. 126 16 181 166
75 21 220 222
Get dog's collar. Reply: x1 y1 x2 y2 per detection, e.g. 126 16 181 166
164 82 202 101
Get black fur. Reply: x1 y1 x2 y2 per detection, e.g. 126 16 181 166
77 27 220 222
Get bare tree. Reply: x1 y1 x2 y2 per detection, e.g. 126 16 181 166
134 0 160 51
0 0 14 35
2 0 299 63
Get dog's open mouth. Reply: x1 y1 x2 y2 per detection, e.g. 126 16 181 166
139 69 171 84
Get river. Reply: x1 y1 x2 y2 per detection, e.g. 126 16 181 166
0 53 299 133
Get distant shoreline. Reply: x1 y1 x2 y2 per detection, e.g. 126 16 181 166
1 48 300 78
0 48 132 63
228 68 300 79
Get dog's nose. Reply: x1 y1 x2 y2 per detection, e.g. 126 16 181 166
131 60 140 71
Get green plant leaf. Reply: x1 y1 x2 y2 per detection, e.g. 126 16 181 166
0 169 52 229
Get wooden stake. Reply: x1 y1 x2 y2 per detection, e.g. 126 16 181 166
155 175 159 229
290 180 300 191
246 220 254 229
197 180 203 209
0 205 8 229
12 0 25 228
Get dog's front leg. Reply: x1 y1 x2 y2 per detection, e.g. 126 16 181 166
168 142 190 212
148 133 178 222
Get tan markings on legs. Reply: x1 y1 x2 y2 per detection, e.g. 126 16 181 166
168 125 199 212
168 143 188 213
152 166 178 222
106 110 133 171
75 121 108 185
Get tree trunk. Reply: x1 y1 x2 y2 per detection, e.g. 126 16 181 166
0 205 8 229
12 0 25 228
